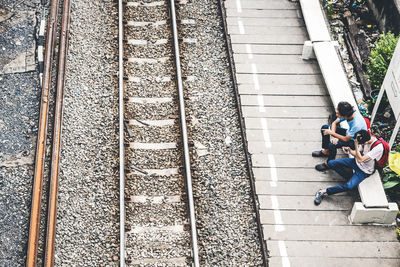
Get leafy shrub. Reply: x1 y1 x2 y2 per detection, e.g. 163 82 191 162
382 165 400 189
366 32 399 90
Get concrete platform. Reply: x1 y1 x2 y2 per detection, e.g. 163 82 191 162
224 0 400 265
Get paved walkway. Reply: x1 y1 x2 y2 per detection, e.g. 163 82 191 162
224 0 400 266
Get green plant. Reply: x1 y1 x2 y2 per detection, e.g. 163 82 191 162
366 32 399 90
382 165 400 189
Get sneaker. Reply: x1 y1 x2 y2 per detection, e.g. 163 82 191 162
314 189 326 205
315 163 329 172
312 150 328 157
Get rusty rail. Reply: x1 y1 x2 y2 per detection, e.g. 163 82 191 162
26 0 60 266
43 0 71 266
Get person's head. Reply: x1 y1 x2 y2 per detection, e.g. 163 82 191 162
336 101 354 118
355 130 371 144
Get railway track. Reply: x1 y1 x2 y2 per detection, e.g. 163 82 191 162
118 0 199 266
26 0 72 266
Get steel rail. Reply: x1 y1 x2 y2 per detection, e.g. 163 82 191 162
26 0 60 266
43 0 71 265
169 0 199 266
217 0 269 266
118 0 126 266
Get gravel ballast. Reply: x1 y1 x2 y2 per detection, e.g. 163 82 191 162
177 1 264 265
52 0 263 265
54 0 119 265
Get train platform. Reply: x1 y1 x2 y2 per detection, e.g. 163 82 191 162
223 0 400 266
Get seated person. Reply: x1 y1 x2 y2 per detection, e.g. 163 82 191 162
313 101 367 171
314 130 384 205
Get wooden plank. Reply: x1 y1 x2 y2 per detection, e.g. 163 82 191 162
251 154 336 168
260 210 350 225
240 95 330 107
263 225 398 241
242 106 331 118
238 84 327 96
231 34 305 45
253 168 344 182
236 74 324 84
255 181 341 196
258 195 353 210
232 44 304 55
246 129 320 141
244 118 327 130
236 63 320 74
234 54 307 64
224 0 298 10
227 17 305 27
248 141 321 154
226 8 299 18
228 25 306 35
268 257 400 267
267 240 400 257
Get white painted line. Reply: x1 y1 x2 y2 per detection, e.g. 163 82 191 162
238 20 245 34
183 38 197 43
126 1 165 7
127 97 172 104
130 195 181 203
251 64 260 91
128 119 175 126
257 95 265 112
279 240 291 267
260 118 271 148
246 44 253 59
270 195 285 231
271 195 279 210
127 39 148 45
128 76 141 82
130 168 179 176
127 57 169 64
126 20 167 27
236 0 242 13
129 225 184 234
129 142 177 149
267 154 278 187
274 210 285 232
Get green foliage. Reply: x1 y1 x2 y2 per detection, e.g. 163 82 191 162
382 165 400 190
366 32 399 90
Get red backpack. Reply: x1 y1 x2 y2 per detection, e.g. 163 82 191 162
370 137 390 169
363 117 371 134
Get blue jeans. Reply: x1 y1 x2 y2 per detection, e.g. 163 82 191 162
321 124 355 162
326 158 370 195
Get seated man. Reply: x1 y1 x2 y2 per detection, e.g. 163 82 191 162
314 130 384 205
313 101 367 171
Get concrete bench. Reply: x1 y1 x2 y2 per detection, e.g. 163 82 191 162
300 0 398 224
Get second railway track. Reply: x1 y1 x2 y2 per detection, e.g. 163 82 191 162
119 0 199 265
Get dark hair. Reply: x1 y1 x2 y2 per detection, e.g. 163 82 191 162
355 130 371 144
337 101 354 117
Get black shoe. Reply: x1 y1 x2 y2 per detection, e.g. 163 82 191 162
315 163 329 172
314 189 326 205
312 150 328 157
